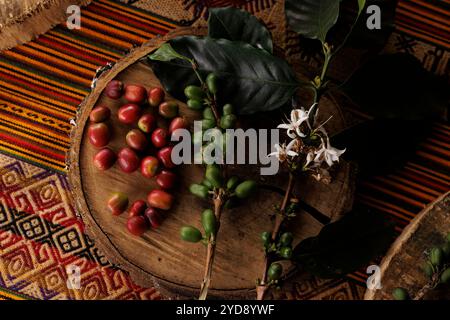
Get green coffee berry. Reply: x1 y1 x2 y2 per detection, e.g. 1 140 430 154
184 85 205 100
392 287 408 300
187 99 203 110
267 263 282 281
201 209 216 238
223 104 233 115
235 180 257 199
202 179 213 190
279 232 293 247
279 247 292 259
202 118 215 130
189 183 209 199
430 247 443 266
226 176 239 191
440 268 450 284
206 73 218 95
446 232 450 243
180 226 203 243
220 114 237 129
205 164 222 188
203 107 215 120
261 231 271 246
422 262 434 278
442 242 450 257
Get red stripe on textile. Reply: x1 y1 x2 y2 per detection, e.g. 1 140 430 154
0 71 82 106
0 132 65 162
89 4 170 35
36 36 111 66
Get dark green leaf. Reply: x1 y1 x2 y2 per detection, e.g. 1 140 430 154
343 53 449 120
293 206 395 278
285 0 343 42
331 120 432 177
329 0 395 51
149 36 299 114
208 7 273 53
148 43 191 62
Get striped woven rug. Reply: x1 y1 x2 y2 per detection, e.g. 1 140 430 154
0 0 179 172
0 0 448 300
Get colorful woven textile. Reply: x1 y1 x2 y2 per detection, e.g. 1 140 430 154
0 0 449 300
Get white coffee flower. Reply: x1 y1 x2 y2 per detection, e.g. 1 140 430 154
268 143 298 162
314 137 346 167
277 108 309 138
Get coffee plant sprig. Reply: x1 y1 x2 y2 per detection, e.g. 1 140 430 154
150 44 257 300
393 233 450 300
256 0 368 299
256 48 343 298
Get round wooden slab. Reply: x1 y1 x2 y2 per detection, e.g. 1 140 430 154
365 191 450 300
68 27 354 299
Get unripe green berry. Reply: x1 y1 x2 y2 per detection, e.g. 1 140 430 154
201 209 216 238
430 247 443 266
392 287 408 300
279 232 293 246
205 164 222 188
261 231 271 246
206 73 218 95
220 114 237 129
203 107 215 120
187 99 203 110
267 263 282 281
202 118 215 130
235 180 257 199
223 104 233 115
184 85 205 100
440 268 450 284
279 246 292 259
180 226 203 243
422 262 434 278
189 183 209 199
226 176 239 191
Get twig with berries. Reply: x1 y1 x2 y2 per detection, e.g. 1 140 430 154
149 44 257 300
392 233 450 300
256 42 345 300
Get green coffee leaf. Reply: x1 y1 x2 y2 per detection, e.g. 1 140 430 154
285 0 343 43
149 36 298 114
148 43 191 62
208 7 273 53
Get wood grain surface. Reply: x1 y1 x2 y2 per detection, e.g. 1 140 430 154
365 191 450 300
68 27 355 299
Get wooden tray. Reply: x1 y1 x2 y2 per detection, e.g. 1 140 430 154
365 191 450 300
68 27 354 299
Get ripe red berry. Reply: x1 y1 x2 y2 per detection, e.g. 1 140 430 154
128 200 147 218
126 129 148 151
118 103 141 125
107 192 128 215
88 123 111 148
138 113 156 133
105 80 123 99
155 170 176 189
89 106 111 123
124 84 147 104
157 146 176 168
140 156 159 179
93 148 116 170
145 207 162 228
147 190 174 210
117 147 140 173
148 87 165 107
151 128 168 148
127 216 148 236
